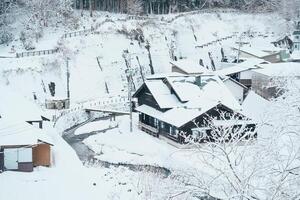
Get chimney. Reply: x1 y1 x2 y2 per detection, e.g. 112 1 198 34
195 76 201 87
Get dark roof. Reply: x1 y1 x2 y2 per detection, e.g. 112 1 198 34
293 30 300 35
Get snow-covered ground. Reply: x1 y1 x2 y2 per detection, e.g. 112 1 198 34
0 121 186 200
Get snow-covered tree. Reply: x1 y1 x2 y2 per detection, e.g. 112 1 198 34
174 78 300 199
0 0 17 44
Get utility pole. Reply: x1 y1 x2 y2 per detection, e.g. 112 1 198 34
125 68 133 133
66 57 70 99
237 34 243 63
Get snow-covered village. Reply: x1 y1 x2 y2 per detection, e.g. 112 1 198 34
1 0 300 199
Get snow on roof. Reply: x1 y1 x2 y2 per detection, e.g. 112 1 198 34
166 76 201 102
216 58 266 76
242 91 270 121
0 118 53 146
137 76 242 127
254 62 300 77
222 76 248 89
290 51 300 61
234 46 274 58
170 59 212 75
0 85 49 122
145 80 180 109
272 35 290 43
146 72 188 80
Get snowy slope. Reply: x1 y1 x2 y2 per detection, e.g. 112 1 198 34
0 11 287 107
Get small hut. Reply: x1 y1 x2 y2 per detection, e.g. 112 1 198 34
0 118 53 173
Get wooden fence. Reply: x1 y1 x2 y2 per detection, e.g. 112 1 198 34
16 48 59 58
62 29 93 38
164 8 238 23
62 18 115 39
195 34 237 48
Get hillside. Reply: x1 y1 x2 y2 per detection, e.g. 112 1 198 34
0 11 289 105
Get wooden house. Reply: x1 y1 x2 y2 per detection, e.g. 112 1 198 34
271 35 293 50
0 118 53 172
252 62 300 99
133 75 256 144
292 21 300 51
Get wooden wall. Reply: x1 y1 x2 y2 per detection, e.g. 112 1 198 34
0 148 4 172
33 144 51 167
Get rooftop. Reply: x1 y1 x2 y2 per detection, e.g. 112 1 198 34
0 118 53 146
233 46 280 58
0 85 50 122
170 59 213 75
136 75 242 127
254 62 300 77
216 58 268 76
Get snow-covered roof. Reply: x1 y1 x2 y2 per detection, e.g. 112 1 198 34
145 80 180 109
0 85 49 122
290 51 300 61
136 76 242 127
272 35 291 43
146 72 188 80
0 118 53 146
216 58 267 76
234 46 276 58
221 76 248 89
170 59 212 75
166 76 201 102
254 62 300 77
242 91 270 121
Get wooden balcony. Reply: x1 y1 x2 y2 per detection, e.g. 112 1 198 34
138 121 158 136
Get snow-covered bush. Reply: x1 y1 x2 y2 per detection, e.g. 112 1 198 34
0 28 13 44
19 29 35 50
117 25 145 43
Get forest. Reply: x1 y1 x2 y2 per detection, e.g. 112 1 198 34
72 0 297 15
0 0 299 45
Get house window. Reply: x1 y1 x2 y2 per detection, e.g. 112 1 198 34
169 126 177 136
154 118 159 128
225 113 232 118
192 129 207 139
160 122 164 129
